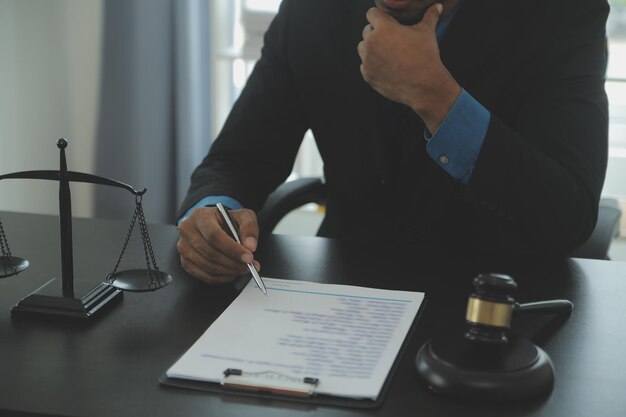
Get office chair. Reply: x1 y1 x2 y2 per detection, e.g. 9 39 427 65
257 177 327 236
569 197 622 260
257 178 622 260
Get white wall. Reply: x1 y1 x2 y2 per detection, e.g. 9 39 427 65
0 0 102 218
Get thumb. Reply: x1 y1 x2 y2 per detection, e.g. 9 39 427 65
420 2 442 31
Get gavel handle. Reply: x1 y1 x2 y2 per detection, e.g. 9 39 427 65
515 300 574 315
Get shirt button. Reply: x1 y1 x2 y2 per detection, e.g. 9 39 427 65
438 155 449 165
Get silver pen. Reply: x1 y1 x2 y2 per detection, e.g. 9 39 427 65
216 203 267 295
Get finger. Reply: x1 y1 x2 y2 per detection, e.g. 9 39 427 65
366 7 394 28
362 23 374 40
232 209 259 252
179 236 260 282
179 252 237 285
357 40 366 61
177 237 248 277
420 2 443 31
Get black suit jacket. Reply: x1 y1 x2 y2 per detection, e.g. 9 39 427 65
182 0 609 259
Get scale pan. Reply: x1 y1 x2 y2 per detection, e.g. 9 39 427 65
108 269 173 292
0 257 29 278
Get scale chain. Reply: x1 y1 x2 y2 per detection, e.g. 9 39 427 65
107 195 161 289
136 199 160 289
0 218 17 272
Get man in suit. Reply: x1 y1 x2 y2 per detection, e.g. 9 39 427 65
177 0 609 284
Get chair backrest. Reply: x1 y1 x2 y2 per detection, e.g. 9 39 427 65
257 177 326 235
570 198 622 260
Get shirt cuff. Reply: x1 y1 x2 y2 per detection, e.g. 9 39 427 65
424 89 491 184
178 196 243 225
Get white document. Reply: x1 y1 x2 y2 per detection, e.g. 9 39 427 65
166 278 424 400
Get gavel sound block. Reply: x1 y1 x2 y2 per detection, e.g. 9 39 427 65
415 273 573 402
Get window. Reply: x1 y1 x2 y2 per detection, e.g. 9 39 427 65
605 1 626 218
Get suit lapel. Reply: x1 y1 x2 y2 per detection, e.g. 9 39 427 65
340 0 394 183
439 0 517 89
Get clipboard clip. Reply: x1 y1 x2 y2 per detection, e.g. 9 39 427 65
222 368 320 397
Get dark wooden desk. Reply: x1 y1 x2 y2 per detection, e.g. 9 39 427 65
1 211 625 417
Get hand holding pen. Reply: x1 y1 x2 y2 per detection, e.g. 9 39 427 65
216 203 267 295
177 204 262 287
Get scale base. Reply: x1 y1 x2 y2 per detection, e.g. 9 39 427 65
11 278 123 320
415 334 554 401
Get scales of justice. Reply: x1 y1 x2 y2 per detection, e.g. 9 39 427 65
0 139 173 319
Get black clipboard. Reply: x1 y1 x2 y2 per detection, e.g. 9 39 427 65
159 298 426 408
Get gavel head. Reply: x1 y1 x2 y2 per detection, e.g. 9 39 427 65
464 273 517 345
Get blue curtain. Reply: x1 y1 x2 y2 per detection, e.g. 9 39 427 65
95 0 212 224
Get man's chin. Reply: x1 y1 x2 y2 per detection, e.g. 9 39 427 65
377 6 427 26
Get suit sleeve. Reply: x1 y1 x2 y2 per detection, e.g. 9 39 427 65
466 0 609 255
178 0 308 219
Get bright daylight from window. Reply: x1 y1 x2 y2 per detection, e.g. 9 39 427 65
604 1 626 203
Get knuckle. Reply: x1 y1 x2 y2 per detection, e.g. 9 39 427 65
244 208 257 221
361 67 371 82
239 210 258 230
236 208 256 224
358 47 367 62
204 230 217 245
179 256 191 271
177 219 192 236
